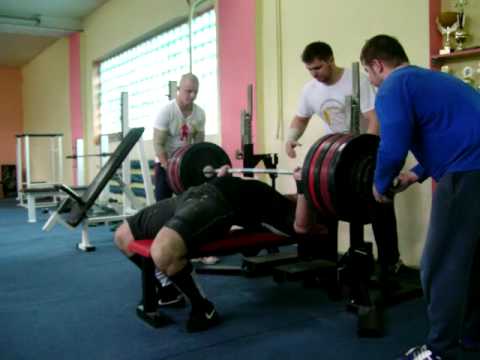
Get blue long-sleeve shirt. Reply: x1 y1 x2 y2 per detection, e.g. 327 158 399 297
374 65 480 194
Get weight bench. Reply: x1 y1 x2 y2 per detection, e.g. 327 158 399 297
127 224 338 328
43 127 149 251
19 185 89 223
128 221 421 337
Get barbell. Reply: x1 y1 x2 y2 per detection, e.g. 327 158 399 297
203 166 294 177
166 133 380 224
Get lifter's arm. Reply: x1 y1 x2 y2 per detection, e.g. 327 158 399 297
285 116 310 158
153 128 169 167
293 167 315 234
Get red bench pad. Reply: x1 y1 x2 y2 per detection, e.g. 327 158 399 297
127 231 294 258
128 239 155 258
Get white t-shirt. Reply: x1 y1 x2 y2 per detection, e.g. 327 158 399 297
296 68 376 133
153 100 206 158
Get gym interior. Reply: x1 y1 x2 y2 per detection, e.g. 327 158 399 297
0 1 479 359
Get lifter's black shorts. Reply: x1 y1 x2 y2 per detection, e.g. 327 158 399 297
127 183 234 253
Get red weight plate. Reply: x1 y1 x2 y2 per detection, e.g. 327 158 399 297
304 133 342 215
319 134 352 216
167 144 190 194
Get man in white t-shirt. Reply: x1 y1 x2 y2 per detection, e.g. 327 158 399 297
152 73 218 306
286 41 404 286
153 73 206 201
286 42 377 156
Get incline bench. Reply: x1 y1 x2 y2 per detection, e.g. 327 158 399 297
43 127 149 250
127 223 338 328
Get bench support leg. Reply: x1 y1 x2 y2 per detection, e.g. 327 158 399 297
27 194 36 223
77 222 96 252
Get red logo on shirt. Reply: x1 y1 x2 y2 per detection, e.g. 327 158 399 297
180 123 189 141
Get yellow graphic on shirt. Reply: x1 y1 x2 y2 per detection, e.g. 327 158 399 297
319 99 347 132
323 110 331 126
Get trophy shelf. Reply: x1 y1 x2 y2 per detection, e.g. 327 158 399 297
431 47 480 64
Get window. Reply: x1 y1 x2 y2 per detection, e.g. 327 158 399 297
96 9 218 138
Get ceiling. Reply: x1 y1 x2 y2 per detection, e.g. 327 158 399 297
0 0 110 67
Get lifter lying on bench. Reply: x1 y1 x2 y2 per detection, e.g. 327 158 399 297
116 164 412 332
114 165 314 332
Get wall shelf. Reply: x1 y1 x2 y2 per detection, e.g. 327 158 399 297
431 47 480 64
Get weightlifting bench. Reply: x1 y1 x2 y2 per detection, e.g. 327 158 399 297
127 223 338 328
127 220 421 337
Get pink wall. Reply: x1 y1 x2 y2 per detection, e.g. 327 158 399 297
69 33 84 184
0 67 23 171
217 0 256 166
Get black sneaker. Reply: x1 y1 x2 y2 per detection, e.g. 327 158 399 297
186 300 221 332
157 284 186 308
379 260 413 287
397 344 443 359
389 259 414 276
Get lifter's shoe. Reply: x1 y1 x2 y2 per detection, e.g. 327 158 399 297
186 300 221 332
157 284 186 308
397 344 443 360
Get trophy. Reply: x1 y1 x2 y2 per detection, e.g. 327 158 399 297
462 66 475 87
455 0 469 51
436 11 458 54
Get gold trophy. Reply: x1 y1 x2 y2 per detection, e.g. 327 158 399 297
436 11 458 54
455 0 468 51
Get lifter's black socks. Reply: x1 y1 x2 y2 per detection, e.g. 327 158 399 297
128 254 144 269
129 254 166 291
169 262 207 310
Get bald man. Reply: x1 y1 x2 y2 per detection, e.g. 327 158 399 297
153 73 206 201
152 74 218 305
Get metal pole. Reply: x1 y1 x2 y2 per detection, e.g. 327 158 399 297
76 138 85 186
204 166 293 177
16 136 23 199
350 62 361 135
57 135 64 184
49 137 55 184
168 80 177 100
241 84 254 147
120 91 131 211
25 136 31 188
137 138 155 206
228 168 293 175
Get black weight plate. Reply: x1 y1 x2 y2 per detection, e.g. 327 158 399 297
333 134 379 223
178 142 231 192
322 134 352 217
